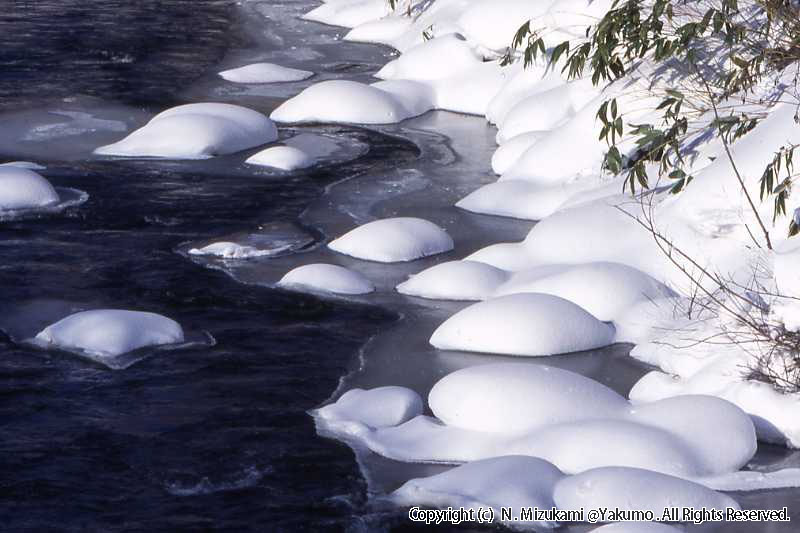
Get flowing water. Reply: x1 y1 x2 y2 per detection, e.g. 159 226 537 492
1 1 798 532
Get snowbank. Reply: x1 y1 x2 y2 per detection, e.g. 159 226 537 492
219 62 312 83
396 260 510 300
429 294 615 356
95 103 277 159
33 310 184 360
328 217 454 263
278 263 375 295
0 167 60 211
490 131 543 175
270 80 431 125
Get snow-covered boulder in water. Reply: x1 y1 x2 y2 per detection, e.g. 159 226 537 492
392 456 564 529
316 386 423 431
429 293 615 356
278 263 375 295
396 260 509 300
0 167 60 210
495 262 676 322
219 63 312 83
270 80 430 125
376 35 481 81
34 310 184 359
329 217 454 263
428 363 628 434
95 103 278 159
554 466 739 514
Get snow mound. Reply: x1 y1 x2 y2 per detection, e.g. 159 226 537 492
344 17 412 45
429 293 615 356
491 131 544 175
270 80 428 125
456 179 576 221
494 262 676 322
392 456 563 529
376 34 481 81
328 217 454 263
457 0 556 52
428 363 628 434
0 167 60 211
34 310 184 359
553 466 740 515
278 263 375 295
396 260 510 301
219 62 312 84
245 146 313 171
95 103 277 159
316 386 423 431
188 242 274 259
466 242 539 271
302 0 389 29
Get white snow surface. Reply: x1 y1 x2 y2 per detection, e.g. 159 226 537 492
245 146 313 171
278 263 375 295
33 310 184 359
396 260 510 300
392 456 563 530
270 80 431 124
315 386 423 430
429 293 615 356
219 62 313 83
554 466 739 514
328 217 454 263
0 167 60 211
95 103 278 159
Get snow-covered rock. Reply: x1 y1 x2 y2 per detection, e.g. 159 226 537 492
0 167 60 211
428 363 628 434
245 146 313 171
553 466 739 515
344 17 413 46
278 263 375 295
95 103 277 159
456 0 556 52
303 0 389 29
0 161 46 170
456 179 578 221
429 293 615 356
328 217 454 263
316 386 423 431
392 456 563 529
491 131 544 175
465 242 539 272
376 34 481 81
396 260 509 300
33 310 184 359
494 262 676 322
270 80 430 125
188 242 273 259
219 62 312 83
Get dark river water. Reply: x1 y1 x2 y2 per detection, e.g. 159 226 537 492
2 1 799 532
0 1 413 530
